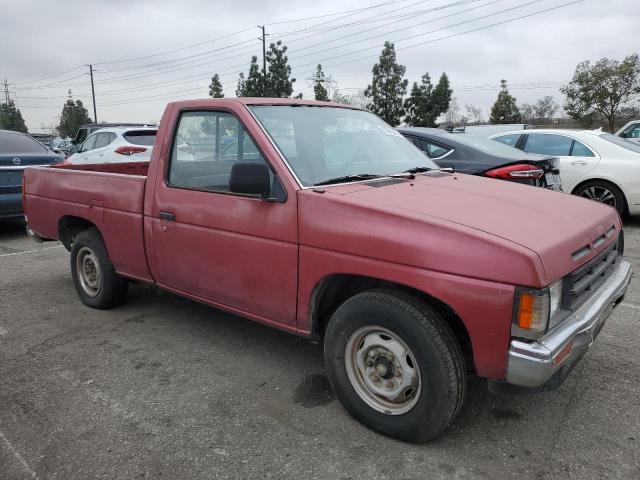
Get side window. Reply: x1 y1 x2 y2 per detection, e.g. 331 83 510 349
94 132 113 149
168 111 268 193
81 133 98 152
420 139 451 159
493 134 521 147
524 134 572 156
571 140 595 157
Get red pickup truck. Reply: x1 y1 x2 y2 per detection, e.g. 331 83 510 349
23 98 631 442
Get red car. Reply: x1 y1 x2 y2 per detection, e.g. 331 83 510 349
23 98 631 442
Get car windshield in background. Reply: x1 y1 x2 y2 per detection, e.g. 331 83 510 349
0 132 48 154
450 133 532 159
250 106 438 186
600 132 640 153
124 130 157 146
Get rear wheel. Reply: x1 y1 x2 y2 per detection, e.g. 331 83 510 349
70 228 128 309
574 180 626 216
324 290 466 442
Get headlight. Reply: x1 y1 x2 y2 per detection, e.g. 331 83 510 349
549 280 563 324
512 280 564 340
512 288 549 339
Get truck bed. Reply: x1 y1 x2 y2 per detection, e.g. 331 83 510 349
23 162 153 282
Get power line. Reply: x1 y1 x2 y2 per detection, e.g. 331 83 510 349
291 0 583 76
92 26 257 66
290 0 532 68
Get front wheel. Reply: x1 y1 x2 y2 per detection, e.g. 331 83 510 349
324 290 466 442
70 228 129 309
573 180 626 216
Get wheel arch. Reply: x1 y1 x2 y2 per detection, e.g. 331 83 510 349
571 177 629 215
58 215 101 251
309 273 475 372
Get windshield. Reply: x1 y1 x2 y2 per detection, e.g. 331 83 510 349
599 132 640 154
250 106 438 186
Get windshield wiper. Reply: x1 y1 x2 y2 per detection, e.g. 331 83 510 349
403 166 434 174
314 174 383 186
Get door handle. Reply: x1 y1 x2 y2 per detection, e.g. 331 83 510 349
571 160 588 165
159 211 175 221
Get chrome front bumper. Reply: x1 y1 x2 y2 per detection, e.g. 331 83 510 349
505 260 632 389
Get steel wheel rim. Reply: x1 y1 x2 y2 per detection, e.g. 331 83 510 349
580 185 617 209
76 247 101 297
345 326 421 415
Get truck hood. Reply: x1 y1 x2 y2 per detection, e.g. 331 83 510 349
299 173 621 286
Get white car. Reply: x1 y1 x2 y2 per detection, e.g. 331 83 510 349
67 126 156 164
617 120 640 144
491 129 640 216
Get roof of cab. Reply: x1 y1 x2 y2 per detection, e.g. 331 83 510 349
167 97 363 109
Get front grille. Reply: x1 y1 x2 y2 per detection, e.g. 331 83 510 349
562 238 620 310
0 185 21 194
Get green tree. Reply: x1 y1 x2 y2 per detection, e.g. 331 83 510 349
208 73 224 98
403 72 452 126
561 54 640 132
431 73 452 119
265 41 295 97
57 99 92 138
245 56 263 97
313 64 329 101
404 73 434 126
235 72 246 97
0 100 28 132
490 80 522 124
364 42 408 125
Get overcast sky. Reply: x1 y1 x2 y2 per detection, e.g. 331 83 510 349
2 0 638 132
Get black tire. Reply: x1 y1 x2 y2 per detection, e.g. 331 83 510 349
573 180 626 217
324 289 466 443
70 228 129 309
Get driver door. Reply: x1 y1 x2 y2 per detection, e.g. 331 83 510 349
149 109 299 328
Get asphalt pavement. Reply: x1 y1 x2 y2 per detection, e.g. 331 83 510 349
1 216 639 479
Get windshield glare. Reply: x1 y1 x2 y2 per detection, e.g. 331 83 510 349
250 106 439 186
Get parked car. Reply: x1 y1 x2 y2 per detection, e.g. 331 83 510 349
617 120 640 144
398 127 561 189
492 129 640 216
71 122 155 148
23 98 631 442
66 126 156 164
52 139 74 157
0 129 62 218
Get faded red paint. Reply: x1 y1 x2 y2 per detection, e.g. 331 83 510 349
23 98 622 381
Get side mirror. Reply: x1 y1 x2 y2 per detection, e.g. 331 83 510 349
229 163 271 198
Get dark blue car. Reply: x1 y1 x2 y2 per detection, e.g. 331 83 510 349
1 129 63 219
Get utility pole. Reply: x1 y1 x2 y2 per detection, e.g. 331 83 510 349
259 25 267 96
89 64 97 123
3 79 9 104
